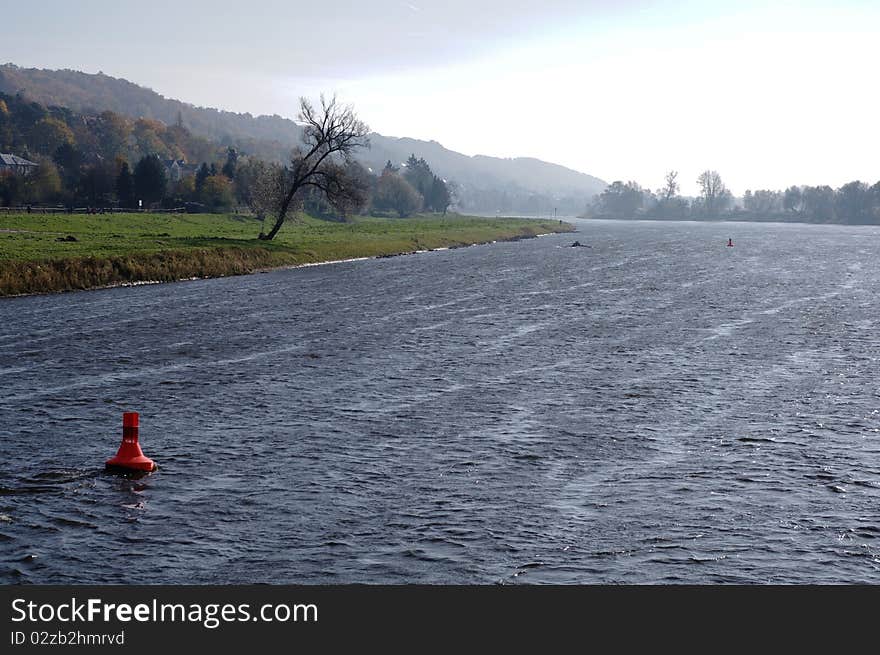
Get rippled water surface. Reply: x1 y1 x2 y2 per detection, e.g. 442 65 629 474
2 219 880 584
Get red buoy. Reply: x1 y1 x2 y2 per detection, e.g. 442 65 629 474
106 412 157 472
727 238 734 247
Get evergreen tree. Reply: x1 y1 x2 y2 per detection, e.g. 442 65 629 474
195 162 210 194
429 175 451 214
403 154 433 203
79 160 116 206
133 155 167 206
53 142 83 191
116 161 135 208
221 147 238 180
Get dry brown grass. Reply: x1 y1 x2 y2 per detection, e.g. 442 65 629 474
0 247 289 296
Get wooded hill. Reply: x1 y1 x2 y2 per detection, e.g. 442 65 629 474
0 64 607 215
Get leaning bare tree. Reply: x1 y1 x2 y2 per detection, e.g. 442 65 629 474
259 94 370 240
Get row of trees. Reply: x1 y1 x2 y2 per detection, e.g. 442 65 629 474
589 171 732 220
589 170 880 224
0 149 240 211
742 182 880 224
116 153 239 210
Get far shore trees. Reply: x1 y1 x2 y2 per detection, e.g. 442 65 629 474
258 95 370 240
660 170 679 203
653 170 687 218
835 180 872 223
597 180 644 217
696 170 731 217
802 185 835 221
743 189 783 214
783 186 803 215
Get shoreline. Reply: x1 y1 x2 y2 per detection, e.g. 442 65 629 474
581 215 880 228
0 221 574 298
257 231 559 273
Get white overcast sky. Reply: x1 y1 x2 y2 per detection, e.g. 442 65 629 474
3 0 879 194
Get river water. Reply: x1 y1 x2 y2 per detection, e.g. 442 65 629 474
1 219 879 584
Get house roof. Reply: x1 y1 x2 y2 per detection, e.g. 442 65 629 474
0 153 38 167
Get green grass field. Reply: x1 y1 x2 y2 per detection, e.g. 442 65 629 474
0 211 573 295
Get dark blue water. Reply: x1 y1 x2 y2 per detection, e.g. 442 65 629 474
2 219 880 584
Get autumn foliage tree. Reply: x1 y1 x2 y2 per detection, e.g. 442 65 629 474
200 174 235 212
30 117 74 156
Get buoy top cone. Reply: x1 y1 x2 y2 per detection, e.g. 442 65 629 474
106 412 157 472
727 238 734 247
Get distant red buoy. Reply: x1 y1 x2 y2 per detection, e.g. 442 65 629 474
106 412 157 472
727 238 734 247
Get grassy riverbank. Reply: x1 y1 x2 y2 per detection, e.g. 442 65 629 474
0 212 574 296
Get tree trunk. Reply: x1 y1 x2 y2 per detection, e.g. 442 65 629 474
260 184 299 240
260 216 284 240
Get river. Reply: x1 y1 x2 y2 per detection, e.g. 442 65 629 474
2 218 879 583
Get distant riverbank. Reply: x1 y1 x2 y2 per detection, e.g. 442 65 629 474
581 214 880 227
0 212 574 296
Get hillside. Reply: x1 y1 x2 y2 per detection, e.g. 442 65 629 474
0 64 606 214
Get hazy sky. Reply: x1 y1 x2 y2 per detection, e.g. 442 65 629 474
3 0 879 194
